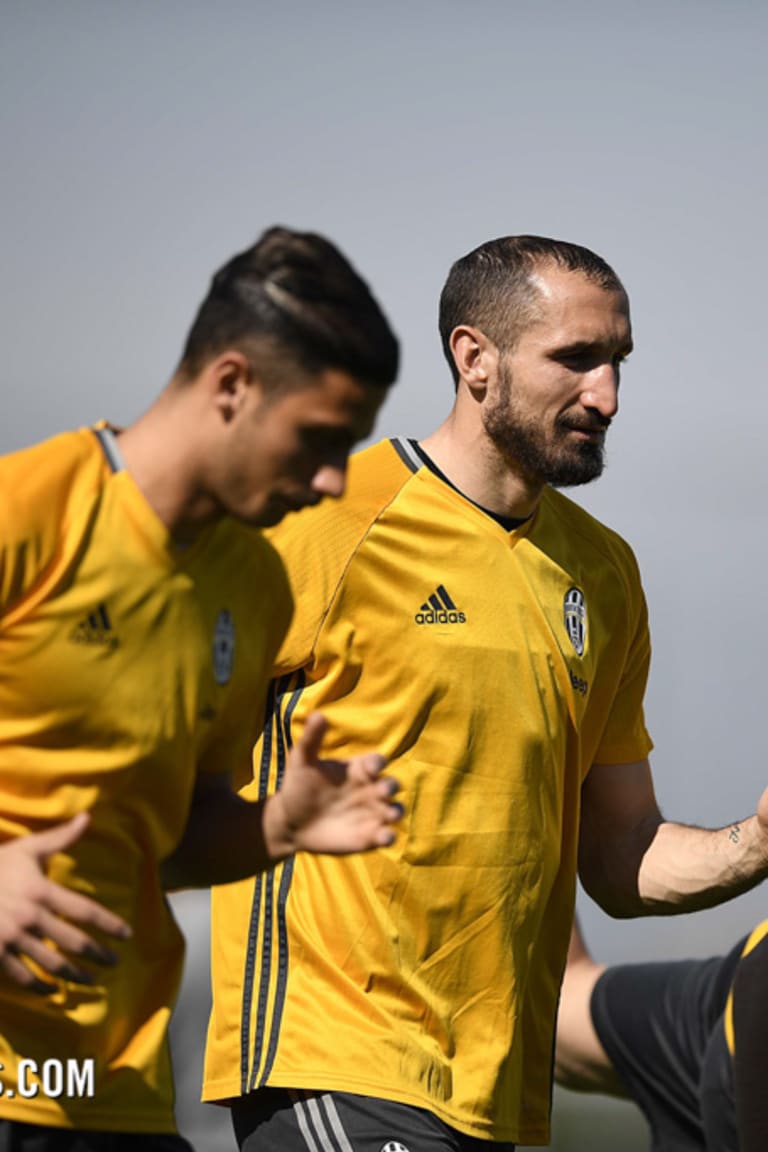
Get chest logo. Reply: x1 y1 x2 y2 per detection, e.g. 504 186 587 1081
69 602 119 653
415 583 467 625
213 610 235 685
563 587 587 657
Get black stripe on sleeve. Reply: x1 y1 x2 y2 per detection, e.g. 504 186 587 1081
253 671 306 1090
389 436 422 474
93 427 125 473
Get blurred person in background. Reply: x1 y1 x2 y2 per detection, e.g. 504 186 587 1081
0 225 401 1152
556 912 768 1152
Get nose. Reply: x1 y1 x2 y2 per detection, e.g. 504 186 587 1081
581 362 619 419
311 463 346 500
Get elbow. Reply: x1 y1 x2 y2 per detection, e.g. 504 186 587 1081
160 856 187 892
578 822 662 920
599 900 642 921
578 863 645 920
160 842 201 892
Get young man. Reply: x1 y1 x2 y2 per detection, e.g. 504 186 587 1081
204 235 768 1151
555 915 768 1152
0 226 401 1150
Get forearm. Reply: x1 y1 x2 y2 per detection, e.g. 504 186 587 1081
163 719 400 889
636 814 768 914
555 960 627 1097
583 814 768 918
580 760 768 918
161 790 294 891
556 917 628 1097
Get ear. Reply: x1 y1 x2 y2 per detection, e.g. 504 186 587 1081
449 326 499 397
208 351 261 422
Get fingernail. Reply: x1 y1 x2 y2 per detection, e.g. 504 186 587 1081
67 969 94 986
34 981 59 997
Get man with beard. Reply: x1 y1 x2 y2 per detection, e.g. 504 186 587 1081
204 236 768 1151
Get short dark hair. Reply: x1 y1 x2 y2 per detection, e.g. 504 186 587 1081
438 235 625 387
179 226 399 390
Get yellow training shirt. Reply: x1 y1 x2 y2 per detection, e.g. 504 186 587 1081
0 427 291 1131
205 437 652 1144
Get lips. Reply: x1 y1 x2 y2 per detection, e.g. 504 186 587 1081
561 420 610 436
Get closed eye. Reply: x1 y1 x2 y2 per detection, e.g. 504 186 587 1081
554 345 632 371
554 347 602 371
299 427 355 454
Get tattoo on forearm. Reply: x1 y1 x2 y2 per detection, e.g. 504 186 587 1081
729 824 741 844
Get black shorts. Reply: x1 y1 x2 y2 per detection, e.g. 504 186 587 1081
590 939 745 1152
0 1122 194 1152
231 1088 516 1152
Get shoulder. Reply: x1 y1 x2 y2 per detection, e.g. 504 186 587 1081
0 429 107 613
0 428 103 506
318 438 415 524
537 488 643 589
262 439 417 669
740 919 768 961
268 438 414 566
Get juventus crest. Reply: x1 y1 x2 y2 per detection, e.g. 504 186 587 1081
213 609 236 685
563 586 587 657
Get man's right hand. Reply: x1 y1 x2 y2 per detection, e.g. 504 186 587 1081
0 813 131 994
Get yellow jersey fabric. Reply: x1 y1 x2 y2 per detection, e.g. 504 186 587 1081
0 427 292 1132
205 438 653 1144
724 918 768 1055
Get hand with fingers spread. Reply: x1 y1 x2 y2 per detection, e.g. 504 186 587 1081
264 712 402 860
0 812 132 995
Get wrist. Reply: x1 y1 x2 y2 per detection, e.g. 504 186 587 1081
262 793 298 864
747 813 768 876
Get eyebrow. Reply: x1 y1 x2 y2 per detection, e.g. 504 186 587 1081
555 339 634 357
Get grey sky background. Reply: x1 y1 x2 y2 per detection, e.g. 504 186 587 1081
3 2 767 1146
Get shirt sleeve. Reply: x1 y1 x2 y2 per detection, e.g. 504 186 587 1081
0 439 81 621
592 552 654 766
265 499 370 675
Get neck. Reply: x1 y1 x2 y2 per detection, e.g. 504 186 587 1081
117 389 219 541
420 408 545 521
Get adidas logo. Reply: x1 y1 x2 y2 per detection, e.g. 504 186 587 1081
69 603 119 652
414 584 467 625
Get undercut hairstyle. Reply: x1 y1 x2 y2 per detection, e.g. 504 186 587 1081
179 226 399 391
438 235 625 388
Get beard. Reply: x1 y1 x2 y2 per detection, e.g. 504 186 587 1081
483 365 609 488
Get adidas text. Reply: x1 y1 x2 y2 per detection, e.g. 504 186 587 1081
414 609 467 625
